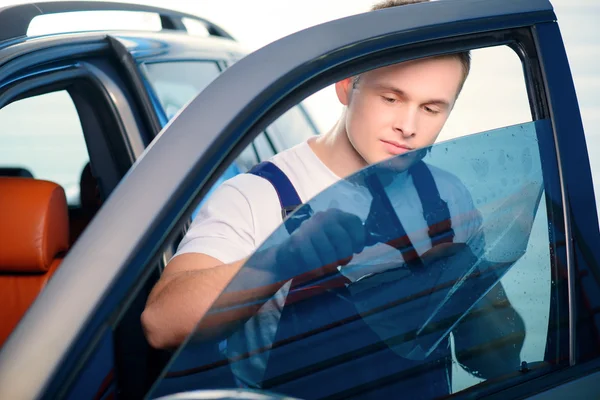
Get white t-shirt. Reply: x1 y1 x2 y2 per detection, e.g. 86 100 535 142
174 139 483 387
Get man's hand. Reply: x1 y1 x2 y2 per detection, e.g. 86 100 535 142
275 209 367 284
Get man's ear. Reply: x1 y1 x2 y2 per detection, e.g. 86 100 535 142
335 77 354 106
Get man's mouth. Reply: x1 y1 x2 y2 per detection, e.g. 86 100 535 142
380 139 413 155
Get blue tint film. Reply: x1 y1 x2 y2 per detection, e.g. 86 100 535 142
151 120 563 399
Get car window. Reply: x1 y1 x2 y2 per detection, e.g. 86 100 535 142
267 104 318 151
146 44 568 399
0 91 89 206
144 61 223 120
146 60 318 253
253 132 276 161
235 143 260 173
143 60 317 170
150 120 563 399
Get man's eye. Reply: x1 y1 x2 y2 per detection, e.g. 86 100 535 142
382 96 396 103
424 106 440 114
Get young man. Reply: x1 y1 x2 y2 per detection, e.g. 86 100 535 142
142 0 525 396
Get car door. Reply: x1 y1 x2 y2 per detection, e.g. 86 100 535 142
1 0 598 399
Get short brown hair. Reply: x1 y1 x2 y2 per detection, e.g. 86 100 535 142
360 0 471 97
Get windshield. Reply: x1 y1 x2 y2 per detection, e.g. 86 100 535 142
150 120 554 399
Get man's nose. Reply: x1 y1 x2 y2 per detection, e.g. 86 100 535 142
393 107 417 138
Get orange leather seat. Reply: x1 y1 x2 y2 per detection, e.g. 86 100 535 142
0 178 69 347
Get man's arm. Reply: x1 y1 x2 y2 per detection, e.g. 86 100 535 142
142 209 366 350
141 177 281 350
141 253 246 349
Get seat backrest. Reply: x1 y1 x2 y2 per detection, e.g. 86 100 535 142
69 162 101 245
0 178 69 347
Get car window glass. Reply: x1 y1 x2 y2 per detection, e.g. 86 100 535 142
150 120 563 399
235 143 260 173
144 61 222 119
0 91 89 206
147 45 564 399
143 60 317 168
267 104 319 151
253 132 276 161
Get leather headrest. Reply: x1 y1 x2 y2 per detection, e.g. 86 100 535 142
0 178 69 273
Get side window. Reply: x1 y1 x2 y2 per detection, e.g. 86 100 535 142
253 132 276 161
212 121 557 399
267 104 319 152
149 45 566 400
143 61 222 119
143 60 317 173
0 91 89 206
235 143 260 173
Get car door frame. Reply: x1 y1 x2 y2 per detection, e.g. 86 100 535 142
1 0 598 399
0 34 152 197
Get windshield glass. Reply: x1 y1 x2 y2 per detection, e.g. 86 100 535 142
150 120 555 399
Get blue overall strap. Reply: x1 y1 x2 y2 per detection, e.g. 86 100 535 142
248 161 311 234
409 161 455 246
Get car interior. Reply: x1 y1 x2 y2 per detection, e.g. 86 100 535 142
0 82 134 347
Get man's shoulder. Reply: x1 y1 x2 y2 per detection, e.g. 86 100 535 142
264 139 338 203
268 140 311 168
221 172 278 202
218 140 312 206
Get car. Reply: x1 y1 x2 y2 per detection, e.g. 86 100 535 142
0 1 319 242
1 0 600 399
0 1 319 398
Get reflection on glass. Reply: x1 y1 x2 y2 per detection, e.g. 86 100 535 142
144 61 222 119
151 120 556 400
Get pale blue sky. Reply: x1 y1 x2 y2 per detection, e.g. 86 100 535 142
0 0 596 187
4 0 595 192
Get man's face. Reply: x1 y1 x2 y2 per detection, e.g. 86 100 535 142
336 56 464 168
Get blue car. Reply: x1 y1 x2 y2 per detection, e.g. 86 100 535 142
0 1 599 399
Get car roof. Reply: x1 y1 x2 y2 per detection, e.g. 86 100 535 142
0 29 249 66
113 31 249 61
0 1 248 62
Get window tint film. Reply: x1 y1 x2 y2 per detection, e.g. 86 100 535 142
149 120 565 399
0 91 89 206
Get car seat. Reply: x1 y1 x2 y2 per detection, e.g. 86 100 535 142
0 177 69 347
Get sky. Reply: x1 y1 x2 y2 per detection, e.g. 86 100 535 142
1 0 596 195
0 0 597 183
0 0 595 134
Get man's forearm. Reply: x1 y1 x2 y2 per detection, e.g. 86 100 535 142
142 249 291 349
142 260 244 349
